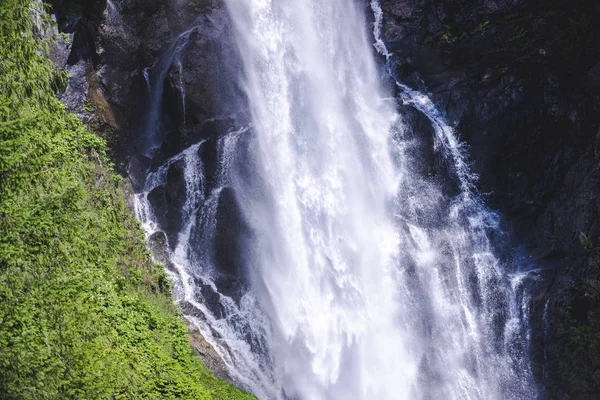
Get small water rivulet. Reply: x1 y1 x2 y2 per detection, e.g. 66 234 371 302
133 1 538 399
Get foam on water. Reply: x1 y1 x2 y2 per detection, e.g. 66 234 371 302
132 1 538 399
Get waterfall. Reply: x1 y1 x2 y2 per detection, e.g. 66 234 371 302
133 0 538 399
106 0 124 28
140 22 201 157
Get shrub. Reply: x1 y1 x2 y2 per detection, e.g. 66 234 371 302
0 1 254 398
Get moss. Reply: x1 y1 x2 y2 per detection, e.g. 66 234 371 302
84 98 95 113
431 19 489 45
0 1 255 398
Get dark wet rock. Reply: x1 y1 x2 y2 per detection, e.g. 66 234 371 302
214 187 251 283
48 34 71 70
147 158 186 246
198 134 224 192
58 60 90 120
379 0 600 396
187 324 232 384
47 0 243 172
178 297 234 383
98 0 244 170
586 62 600 90
147 231 170 265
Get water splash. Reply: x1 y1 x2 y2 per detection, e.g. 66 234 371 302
133 1 538 399
370 1 537 397
220 0 535 397
106 0 124 28
133 126 281 399
176 58 187 132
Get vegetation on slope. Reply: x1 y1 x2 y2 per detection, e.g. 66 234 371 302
0 1 254 398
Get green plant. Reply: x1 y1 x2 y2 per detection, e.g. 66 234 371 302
437 19 489 44
0 1 254 398
84 98 95 113
472 20 489 34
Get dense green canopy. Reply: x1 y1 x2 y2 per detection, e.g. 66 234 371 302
0 1 253 398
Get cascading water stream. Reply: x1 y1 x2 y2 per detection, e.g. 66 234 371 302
133 1 538 399
370 1 538 389
140 22 203 157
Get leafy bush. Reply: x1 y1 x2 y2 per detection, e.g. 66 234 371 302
0 1 254 398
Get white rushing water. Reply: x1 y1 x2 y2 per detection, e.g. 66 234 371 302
133 0 538 399
141 22 202 157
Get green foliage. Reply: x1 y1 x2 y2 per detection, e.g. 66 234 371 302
433 20 489 45
473 20 490 35
0 1 254 398
84 98 95 113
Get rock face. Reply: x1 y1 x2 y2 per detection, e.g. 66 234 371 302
376 0 600 397
49 0 600 397
47 0 246 379
187 324 232 384
49 0 243 170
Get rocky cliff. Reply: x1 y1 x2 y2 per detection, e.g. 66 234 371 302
377 0 600 397
48 0 247 381
49 0 600 397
